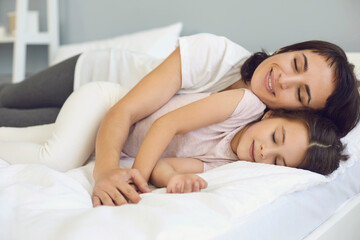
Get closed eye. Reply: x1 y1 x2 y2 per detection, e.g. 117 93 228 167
297 88 302 103
272 132 276 143
294 58 298 72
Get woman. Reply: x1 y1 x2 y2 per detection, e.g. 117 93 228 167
1 34 359 135
0 33 359 206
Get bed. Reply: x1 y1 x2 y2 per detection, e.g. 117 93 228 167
0 24 360 240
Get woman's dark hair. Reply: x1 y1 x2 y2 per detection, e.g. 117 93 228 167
241 40 360 137
270 110 348 175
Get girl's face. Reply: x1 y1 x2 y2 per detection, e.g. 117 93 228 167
234 117 309 168
250 50 335 110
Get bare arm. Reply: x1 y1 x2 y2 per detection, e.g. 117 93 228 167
150 158 207 193
132 89 245 182
92 48 182 206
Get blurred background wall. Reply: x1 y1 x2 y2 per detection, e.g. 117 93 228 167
0 0 359 78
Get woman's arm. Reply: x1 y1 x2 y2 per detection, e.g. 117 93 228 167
132 89 245 182
92 48 183 207
150 157 207 193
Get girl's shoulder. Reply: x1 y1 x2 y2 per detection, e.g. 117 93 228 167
227 88 266 117
242 88 265 106
210 88 265 117
218 88 262 103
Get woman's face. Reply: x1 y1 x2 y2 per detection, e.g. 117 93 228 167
234 117 309 168
250 50 335 110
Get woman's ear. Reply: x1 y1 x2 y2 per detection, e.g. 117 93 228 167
262 110 273 120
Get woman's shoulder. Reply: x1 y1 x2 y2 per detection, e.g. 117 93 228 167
179 33 250 57
180 33 235 44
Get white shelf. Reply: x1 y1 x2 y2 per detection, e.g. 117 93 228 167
22 33 54 44
0 33 53 44
0 36 15 43
0 0 59 83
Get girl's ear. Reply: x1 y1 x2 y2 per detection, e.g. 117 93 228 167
262 110 273 120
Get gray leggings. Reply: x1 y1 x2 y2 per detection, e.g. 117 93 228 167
0 55 80 127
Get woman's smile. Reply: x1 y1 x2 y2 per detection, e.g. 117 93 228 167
265 68 275 95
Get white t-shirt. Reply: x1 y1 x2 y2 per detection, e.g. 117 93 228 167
73 33 251 93
122 89 265 172
178 33 251 93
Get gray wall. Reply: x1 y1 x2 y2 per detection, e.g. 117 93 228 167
0 0 359 77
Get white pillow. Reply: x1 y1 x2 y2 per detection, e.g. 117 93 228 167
51 22 183 65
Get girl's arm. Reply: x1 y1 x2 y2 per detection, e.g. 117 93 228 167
92 48 183 207
150 157 207 193
132 88 245 182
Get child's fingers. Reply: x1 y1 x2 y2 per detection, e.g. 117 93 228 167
184 179 192 193
167 182 180 193
166 183 176 193
200 179 208 189
193 181 200 192
176 183 183 193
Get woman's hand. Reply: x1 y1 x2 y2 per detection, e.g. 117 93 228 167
166 174 207 193
92 168 151 207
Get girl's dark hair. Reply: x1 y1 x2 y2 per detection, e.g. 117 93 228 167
241 40 360 137
270 110 348 175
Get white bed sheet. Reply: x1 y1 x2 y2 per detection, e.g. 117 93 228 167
0 155 334 240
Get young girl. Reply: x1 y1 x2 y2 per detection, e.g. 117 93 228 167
150 109 345 193
91 88 347 205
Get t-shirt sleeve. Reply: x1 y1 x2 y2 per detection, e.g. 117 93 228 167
178 33 251 93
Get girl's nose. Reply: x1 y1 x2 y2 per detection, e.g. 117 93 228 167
260 143 276 159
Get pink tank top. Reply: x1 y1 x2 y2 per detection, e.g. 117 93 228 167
122 89 265 171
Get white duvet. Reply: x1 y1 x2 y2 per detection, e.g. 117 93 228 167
0 152 345 240
1 108 360 240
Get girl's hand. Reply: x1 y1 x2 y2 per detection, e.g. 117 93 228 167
92 168 151 207
166 174 208 193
